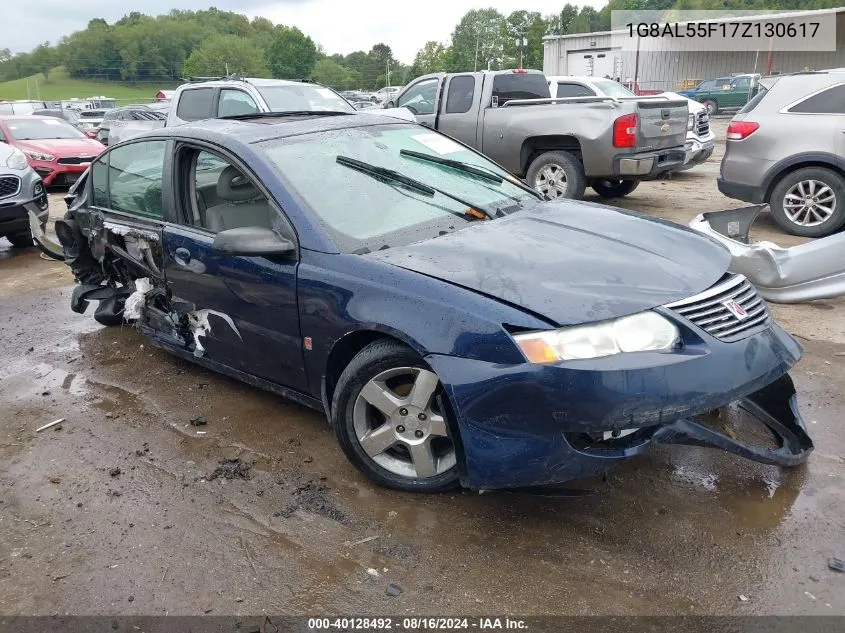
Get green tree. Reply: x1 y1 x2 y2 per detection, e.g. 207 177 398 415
409 41 448 79
311 58 357 89
503 11 547 69
29 43 57 81
183 34 269 77
449 8 507 72
267 25 317 79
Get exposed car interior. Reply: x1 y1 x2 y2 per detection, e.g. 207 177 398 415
191 152 272 232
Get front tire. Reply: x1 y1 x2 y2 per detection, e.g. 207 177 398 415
769 167 845 237
331 340 459 492
6 232 34 248
703 99 718 115
526 151 586 200
591 179 640 198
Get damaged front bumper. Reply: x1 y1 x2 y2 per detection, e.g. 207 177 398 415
689 205 845 303
426 322 811 490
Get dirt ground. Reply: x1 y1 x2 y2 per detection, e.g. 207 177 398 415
1 119 843 617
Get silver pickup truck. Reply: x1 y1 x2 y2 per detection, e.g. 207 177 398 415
385 69 688 200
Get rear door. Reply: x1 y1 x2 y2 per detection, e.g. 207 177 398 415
553 82 596 98
162 143 307 391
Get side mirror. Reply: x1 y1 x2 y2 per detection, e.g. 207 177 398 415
212 226 295 258
384 101 395 109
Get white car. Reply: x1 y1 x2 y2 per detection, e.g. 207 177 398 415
372 86 402 103
547 76 716 170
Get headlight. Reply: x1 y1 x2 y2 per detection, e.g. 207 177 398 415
513 312 680 363
687 113 695 131
5 147 28 170
24 150 56 162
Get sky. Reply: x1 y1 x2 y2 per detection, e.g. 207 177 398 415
3 0 606 63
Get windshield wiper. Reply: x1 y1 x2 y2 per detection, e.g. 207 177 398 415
336 155 495 220
399 149 503 183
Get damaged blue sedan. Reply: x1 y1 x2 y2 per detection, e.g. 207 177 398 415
33 112 812 492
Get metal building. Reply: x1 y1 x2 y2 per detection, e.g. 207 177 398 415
543 8 845 92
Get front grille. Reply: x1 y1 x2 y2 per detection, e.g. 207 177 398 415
696 111 710 136
57 156 93 165
665 274 770 342
0 175 21 199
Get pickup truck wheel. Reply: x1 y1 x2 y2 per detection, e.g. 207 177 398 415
527 151 586 200
770 167 845 237
703 100 718 115
591 179 640 199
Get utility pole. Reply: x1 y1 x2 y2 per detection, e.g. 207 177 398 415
386 59 391 86
516 35 527 68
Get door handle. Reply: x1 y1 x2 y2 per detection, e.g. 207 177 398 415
174 247 192 266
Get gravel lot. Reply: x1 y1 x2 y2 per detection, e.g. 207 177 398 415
1 118 843 616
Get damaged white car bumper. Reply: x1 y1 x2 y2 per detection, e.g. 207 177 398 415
689 205 845 303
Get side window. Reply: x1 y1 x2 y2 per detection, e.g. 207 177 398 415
556 83 596 98
217 89 259 117
445 76 475 114
788 85 845 114
176 88 215 121
733 77 751 90
107 141 166 219
397 79 439 115
91 155 109 207
188 150 273 234
698 81 715 91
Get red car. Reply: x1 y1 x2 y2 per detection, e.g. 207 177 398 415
0 115 104 187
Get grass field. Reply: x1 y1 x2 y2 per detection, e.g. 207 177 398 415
0 67 179 103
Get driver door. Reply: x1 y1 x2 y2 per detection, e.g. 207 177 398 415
162 144 307 391
396 76 443 128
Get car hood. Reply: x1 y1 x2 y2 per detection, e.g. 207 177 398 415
369 201 731 326
15 138 102 157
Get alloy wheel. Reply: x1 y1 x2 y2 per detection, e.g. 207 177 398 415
782 180 836 227
352 367 456 479
535 164 568 198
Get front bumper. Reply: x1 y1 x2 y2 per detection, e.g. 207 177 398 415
426 322 810 489
0 174 48 237
30 160 89 187
616 147 685 178
679 133 716 168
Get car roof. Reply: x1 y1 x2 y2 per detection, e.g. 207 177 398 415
143 112 413 145
179 78 312 89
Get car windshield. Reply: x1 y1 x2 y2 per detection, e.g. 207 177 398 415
256 85 355 113
592 79 635 98
260 124 537 253
5 118 86 140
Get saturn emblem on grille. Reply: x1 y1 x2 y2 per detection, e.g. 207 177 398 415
723 299 748 320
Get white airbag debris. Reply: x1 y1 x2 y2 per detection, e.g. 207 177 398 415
124 278 153 321
188 309 243 357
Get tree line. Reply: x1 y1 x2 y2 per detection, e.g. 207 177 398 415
0 1 839 92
